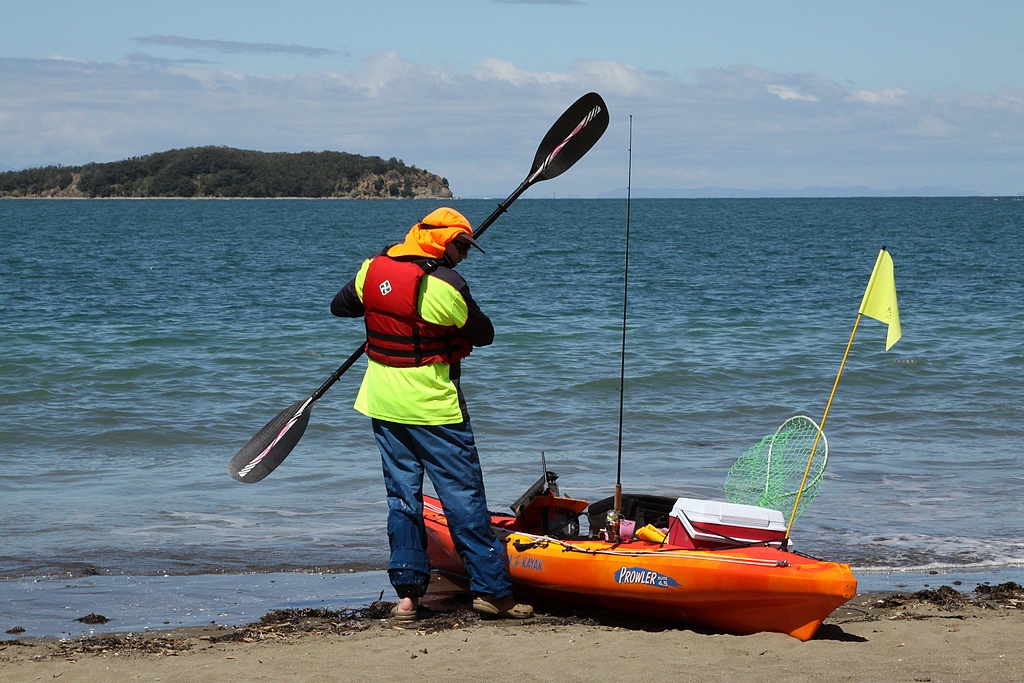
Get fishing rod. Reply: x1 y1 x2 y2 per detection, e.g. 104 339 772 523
607 115 633 541
228 92 610 484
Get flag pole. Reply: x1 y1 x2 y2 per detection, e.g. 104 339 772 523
785 245 898 541
784 314 861 539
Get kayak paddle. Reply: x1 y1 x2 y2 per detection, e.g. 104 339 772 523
228 92 610 483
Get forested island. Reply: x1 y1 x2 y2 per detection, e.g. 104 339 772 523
0 147 453 199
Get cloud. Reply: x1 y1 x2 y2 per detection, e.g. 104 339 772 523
849 88 908 105
134 35 339 58
1 56 1022 195
766 85 819 102
910 115 955 137
125 52 216 66
474 59 569 86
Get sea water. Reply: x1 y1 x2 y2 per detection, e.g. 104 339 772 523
1 198 1022 634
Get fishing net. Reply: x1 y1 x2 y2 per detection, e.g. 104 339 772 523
724 415 828 523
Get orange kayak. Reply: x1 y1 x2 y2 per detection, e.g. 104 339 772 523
423 491 856 641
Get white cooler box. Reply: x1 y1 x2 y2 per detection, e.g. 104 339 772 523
667 498 789 550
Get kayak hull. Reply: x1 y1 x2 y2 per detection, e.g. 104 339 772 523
423 495 856 641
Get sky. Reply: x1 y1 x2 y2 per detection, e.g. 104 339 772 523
2 1 1023 197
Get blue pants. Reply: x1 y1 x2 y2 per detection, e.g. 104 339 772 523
372 419 513 600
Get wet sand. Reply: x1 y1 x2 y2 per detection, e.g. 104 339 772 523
2 580 1022 683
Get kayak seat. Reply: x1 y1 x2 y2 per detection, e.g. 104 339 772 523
586 494 676 538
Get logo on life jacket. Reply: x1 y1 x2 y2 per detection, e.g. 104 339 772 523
379 280 392 296
614 566 681 589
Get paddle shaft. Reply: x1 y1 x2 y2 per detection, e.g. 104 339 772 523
228 93 609 483
471 179 529 240
310 344 367 403
301 179 529 409
311 94 609 401
312 176 556 406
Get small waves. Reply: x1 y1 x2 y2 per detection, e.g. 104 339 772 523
2 198 1023 580
855 557 1024 575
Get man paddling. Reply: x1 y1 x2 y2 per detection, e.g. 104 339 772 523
331 207 533 622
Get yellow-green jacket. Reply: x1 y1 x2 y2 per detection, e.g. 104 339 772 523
331 254 493 425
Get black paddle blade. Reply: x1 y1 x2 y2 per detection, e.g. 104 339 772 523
529 92 609 183
227 398 313 483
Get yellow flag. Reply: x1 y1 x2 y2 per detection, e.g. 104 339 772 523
859 249 902 350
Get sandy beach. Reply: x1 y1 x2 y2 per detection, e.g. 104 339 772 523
3 579 1022 683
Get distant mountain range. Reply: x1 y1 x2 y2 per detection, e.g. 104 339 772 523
598 186 996 199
